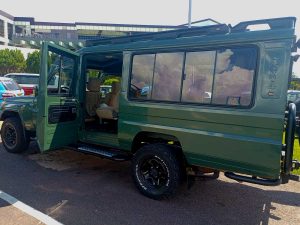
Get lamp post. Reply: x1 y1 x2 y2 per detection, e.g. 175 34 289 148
188 0 192 28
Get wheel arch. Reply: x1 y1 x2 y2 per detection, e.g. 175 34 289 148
131 131 187 169
1 110 22 122
131 131 182 153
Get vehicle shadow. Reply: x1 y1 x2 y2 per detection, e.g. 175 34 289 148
0 144 299 225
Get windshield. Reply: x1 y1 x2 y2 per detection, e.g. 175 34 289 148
1 80 21 90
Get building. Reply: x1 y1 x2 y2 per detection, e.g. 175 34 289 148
0 10 14 46
0 9 219 50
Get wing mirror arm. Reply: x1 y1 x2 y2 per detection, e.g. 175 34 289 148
292 39 300 52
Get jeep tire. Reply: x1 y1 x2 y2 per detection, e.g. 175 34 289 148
1 117 30 153
132 144 181 200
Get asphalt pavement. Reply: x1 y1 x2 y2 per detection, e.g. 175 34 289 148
0 142 299 225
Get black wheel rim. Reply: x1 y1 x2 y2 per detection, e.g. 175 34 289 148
4 124 17 148
140 157 169 188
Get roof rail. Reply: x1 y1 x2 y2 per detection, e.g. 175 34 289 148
231 17 296 32
85 17 296 47
86 23 230 47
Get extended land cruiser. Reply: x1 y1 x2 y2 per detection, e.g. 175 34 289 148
0 17 300 199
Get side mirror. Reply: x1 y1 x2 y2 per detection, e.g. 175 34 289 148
292 39 300 52
34 86 38 97
293 54 300 62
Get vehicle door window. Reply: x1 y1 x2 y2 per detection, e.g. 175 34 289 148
47 52 75 96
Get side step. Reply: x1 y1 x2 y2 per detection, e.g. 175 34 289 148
224 172 281 186
75 144 131 161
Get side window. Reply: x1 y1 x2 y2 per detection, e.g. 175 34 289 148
129 46 257 107
182 51 215 103
131 54 155 99
152 52 184 101
47 52 75 96
212 48 257 106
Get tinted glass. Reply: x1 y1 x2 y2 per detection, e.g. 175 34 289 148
182 51 215 103
130 54 155 99
212 48 257 106
152 53 184 101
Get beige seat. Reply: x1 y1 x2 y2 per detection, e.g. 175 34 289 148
96 81 120 120
86 78 101 117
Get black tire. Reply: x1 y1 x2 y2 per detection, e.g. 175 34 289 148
132 144 181 200
1 117 30 153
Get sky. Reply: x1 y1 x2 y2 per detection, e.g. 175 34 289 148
1 0 300 74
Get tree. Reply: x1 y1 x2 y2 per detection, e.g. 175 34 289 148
104 77 120 85
26 50 41 74
0 49 26 75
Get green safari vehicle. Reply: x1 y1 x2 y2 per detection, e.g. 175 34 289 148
0 17 300 199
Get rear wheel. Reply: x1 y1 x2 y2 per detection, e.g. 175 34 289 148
132 144 181 200
1 117 30 153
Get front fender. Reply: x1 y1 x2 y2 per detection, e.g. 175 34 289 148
0 103 36 133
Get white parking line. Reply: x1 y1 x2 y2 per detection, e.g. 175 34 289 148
0 190 63 225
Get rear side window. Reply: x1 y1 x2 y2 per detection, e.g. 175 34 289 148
212 48 257 106
1 80 21 90
130 46 257 107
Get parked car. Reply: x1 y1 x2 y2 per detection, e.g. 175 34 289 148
0 77 24 102
4 73 39 95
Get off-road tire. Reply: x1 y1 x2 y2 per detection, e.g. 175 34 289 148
1 117 30 153
132 144 181 200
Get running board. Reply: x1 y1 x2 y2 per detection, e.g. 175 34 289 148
76 144 131 161
224 172 281 186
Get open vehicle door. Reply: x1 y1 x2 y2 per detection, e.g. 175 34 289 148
36 42 81 152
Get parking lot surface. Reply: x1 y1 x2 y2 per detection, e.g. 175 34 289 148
0 142 299 225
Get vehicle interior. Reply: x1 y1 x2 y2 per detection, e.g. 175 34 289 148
83 52 123 134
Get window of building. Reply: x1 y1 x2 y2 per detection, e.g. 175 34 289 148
0 19 4 37
7 23 13 40
130 46 257 107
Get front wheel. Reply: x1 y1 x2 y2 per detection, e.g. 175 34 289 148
132 144 181 200
1 117 30 153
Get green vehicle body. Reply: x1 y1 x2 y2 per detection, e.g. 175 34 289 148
0 17 299 183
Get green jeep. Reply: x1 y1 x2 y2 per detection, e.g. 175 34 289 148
0 17 299 199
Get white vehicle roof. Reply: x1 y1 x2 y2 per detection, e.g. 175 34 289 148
4 73 39 76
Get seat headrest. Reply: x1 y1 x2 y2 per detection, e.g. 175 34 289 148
111 81 121 94
87 78 101 92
